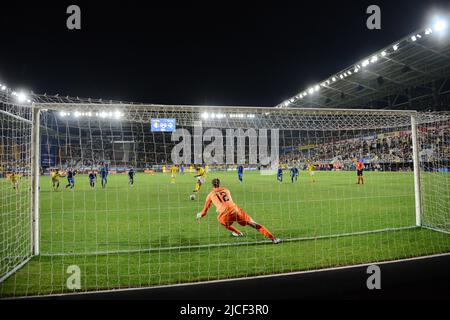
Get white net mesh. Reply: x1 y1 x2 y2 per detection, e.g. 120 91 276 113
418 113 450 234
0 97 33 284
0 98 449 297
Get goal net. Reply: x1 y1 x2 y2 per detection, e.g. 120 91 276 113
0 96 33 284
0 98 449 297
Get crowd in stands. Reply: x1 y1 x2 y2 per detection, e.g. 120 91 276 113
32 126 449 172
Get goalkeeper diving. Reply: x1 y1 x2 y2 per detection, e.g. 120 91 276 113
196 178 281 244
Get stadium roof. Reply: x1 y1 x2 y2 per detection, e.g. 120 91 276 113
276 19 450 110
1 19 450 112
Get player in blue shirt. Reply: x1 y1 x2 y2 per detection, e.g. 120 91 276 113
180 164 185 175
128 168 135 186
277 167 283 182
237 165 244 183
65 169 76 189
290 166 299 183
100 164 109 189
88 171 97 188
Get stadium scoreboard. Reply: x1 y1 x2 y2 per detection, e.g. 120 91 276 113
151 118 176 132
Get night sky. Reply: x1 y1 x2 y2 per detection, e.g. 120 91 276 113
0 0 449 106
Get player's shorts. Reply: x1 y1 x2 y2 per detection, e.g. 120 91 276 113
68 178 74 184
309 171 315 176
197 177 205 184
357 170 363 176
101 176 107 181
218 206 253 227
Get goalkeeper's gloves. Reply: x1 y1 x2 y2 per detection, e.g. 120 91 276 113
196 212 202 220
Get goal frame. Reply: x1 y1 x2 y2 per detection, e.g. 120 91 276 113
27 104 426 257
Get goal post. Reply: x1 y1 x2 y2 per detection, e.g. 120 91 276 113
410 114 422 227
31 105 40 256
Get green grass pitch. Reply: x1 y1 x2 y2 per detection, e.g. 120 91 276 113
1 170 449 297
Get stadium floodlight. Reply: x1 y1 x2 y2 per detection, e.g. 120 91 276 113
308 88 314 94
354 67 359 73
314 85 320 91
1 85 6 91
114 111 122 119
433 19 447 32
362 59 370 67
393 44 399 51
370 55 378 63
411 35 417 42
425 27 433 35
381 51 387 57
16 92 27 103
332 77 336 82
59 111 67 117
74 111 81 118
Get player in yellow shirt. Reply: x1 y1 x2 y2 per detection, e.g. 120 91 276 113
205 165 209 173
51 169 62 190
307 161 316 183
170 165 178 184
9 172 20 190
192 165 206 195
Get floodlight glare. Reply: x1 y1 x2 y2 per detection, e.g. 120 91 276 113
1 85 6 91
308 88 314 94
433 19 447 32
362 59 370 67
393 44 399 51
114 111 122 119
74 111 81 118
381 51 387 57
370 55 378 63
17 92 27 103
314 85 320 91
425 28 433 35
411 35 417 42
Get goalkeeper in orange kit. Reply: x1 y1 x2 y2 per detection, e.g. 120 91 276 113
196 178 281 244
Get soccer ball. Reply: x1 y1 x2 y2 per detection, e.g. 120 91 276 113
190 194 196 200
